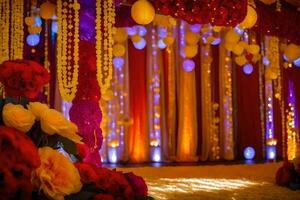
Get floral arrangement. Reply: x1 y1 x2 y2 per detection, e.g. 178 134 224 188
275 158 300 190
0 60 151 200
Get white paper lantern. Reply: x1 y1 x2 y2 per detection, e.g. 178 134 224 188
244 147 255 160
157 27 167 38
263 56 270 66
183 59 195 72
126 26 137 36
136 25 147 36
157 39 167 49
243 63 253 75
51 21 58 33
211 38 221 45
133 38 146 49
26 34 40 46
113 57 125 68
189 24 201 33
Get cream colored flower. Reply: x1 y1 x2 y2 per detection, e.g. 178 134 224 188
27 102 49 120
2 103 35 132
40 109 82 144
31 147 82 200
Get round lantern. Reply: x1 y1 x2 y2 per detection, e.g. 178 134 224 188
183 59 195 72
185 32 200 45
243 63 253 75
157 39 167 49
163 36 175 46
239 6 257 29
131 34 142 43
247 44 260 55
137 25 147 36
235 56 247 66
157 27 167 38
131 0 155 25
113 44 126 57
113 57 125 69
133 38 147 49
184 45 198 58
126 26 137 36
225 29 240 44
40 2 56 20
284 43 300 62
244 146 255 160
189 24 201 33
294 57 300 67
25 16 35 26
26 34 40 46
51 21 58 33
211 38 221 45
113 28 128 43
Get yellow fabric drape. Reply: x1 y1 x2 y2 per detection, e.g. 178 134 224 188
219 32 234 160
176 21 198 161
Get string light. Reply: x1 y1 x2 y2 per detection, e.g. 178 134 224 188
0 0 10 64
10 0 24 60
56 0 80 101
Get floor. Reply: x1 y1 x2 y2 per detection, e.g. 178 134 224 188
117 162 300 200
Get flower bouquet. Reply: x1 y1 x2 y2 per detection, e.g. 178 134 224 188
0 60 152 200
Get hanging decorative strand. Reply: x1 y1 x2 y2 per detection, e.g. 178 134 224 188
10 0 24 60
56 0 80 102
96 0 115 96
0 0 10 64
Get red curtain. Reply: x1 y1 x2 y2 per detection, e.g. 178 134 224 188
128 40 148 162
235 63 263 160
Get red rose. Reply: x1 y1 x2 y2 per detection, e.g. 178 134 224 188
125 172 148 198
93 194 115 200
0 126 40 200
75 162 99 184
0 60 50 98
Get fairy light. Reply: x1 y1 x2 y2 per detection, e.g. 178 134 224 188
0 0 10 64
286 81 299 160
149 26 161 162
56 0 80 101
10 0 24 60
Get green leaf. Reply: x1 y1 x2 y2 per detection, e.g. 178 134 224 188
59 135 77 155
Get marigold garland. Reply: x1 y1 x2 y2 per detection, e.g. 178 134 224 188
57 0 80 102
0 0 10 64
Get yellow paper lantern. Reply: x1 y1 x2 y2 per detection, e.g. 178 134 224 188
225 29 240 44
131 34 142 43
25 16 35 26
131 0 155 25
40 2 56 20
235 55 247 66
225 42 236 51
239 6 257 29
185 31 200 45
184 45 198 58
247 44 260 55
232 44 244 55
284 43 300 62
163 36 175 46
28 26 42 34
113 44 126 57
113 28 128 43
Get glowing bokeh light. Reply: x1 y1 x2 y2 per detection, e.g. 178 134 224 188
244 147 255 160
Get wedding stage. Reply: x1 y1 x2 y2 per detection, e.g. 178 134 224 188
120 162 300 200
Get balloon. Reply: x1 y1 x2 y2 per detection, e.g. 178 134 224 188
113 44 126 57
26 34 40 46
131 0 155 25
163 36 175 46
131 34 142 43
246 44 260 55
113 28 128 43
235 55 247 66
225 29 240 44
233 44 244 55
185 31 200 45
183 59 195 72
40 2 56 20
133 38 147 49
243 63 253 75
184 45 198 58
239 6 257 29
284 43 300 62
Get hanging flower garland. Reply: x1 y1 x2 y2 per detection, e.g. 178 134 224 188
0 0 10 64
96 0 116 97
57 0 80 102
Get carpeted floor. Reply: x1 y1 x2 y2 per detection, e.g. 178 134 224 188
118 162 300 200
